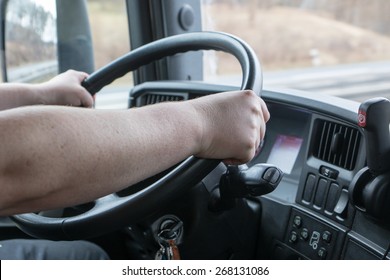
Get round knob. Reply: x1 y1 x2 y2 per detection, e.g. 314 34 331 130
178 4 195 31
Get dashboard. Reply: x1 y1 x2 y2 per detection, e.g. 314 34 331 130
253 89 390 260
129 81 390 260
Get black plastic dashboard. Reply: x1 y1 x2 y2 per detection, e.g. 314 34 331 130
255 88 390 260
131 82 390 260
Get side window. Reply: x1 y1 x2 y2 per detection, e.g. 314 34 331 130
201 0 390 102
1 0 132 108
87 0 133 109
4 0 58 83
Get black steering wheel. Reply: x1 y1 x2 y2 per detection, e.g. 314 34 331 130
11 32 262 240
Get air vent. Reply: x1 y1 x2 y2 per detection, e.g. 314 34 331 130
312 119 361 170
135 93 186 107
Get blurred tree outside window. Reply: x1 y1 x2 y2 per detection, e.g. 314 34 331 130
87 0 133 108
5 0 57 82
202 0 390 100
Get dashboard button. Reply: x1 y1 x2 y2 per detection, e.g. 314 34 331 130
303 174 316 202
318 247 327 259
293 215 302 228
263 167 282 184
322 231 332 243
325 183 340 213
314 178 328 207
300 228 309 240
320 166 339 179
289 231 298 243
334 189 349 216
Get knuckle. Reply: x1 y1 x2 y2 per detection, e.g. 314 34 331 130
243 89 255 97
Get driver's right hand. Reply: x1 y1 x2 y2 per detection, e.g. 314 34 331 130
190 90 270 165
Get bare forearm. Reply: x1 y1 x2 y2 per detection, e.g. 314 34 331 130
0 70 93 110
0 90 269 215
0 103 200 215
0 83 43 110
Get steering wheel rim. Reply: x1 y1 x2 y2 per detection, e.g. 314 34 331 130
11 31 262 240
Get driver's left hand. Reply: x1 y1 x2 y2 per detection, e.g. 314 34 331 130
39 70 94 108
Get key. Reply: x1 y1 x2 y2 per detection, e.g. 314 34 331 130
166 243 173 260
155 244 166 260
156 231 174 260
156 219 183 260
156 233 181 260
168 239 181 260
158 238 180 260
165 220 183 239
156 230 173 260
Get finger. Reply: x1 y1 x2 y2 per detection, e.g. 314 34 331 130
80 93 94 108
223 158 243 166
259 115 266 140
77 72 90 83
259 98 270 122
67 70 89 83
223 148 256 165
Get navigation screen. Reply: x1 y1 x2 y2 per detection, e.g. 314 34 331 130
267 135 303 174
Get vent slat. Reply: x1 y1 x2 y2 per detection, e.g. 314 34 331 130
146 94 151 105
343 127 352 168
313 120 361 170
318 122 326 159
350 129 360 170
324 122 333 162
337 125 344 166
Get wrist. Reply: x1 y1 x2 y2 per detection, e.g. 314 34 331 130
32 83 54 105
186 98 210 156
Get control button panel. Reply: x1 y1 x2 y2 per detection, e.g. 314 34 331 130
285 209 339 259
299 171 355 228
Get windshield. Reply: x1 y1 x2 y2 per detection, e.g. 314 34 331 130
202 0 390 102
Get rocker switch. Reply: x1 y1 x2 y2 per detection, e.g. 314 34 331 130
263 167 282 184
